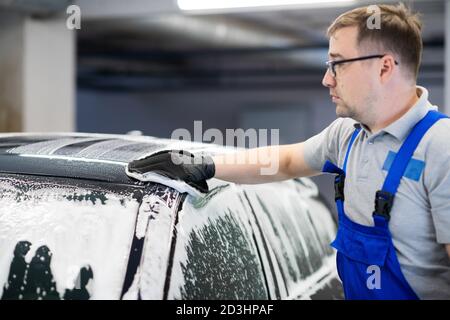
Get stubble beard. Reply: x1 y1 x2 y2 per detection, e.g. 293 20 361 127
335 101 358 120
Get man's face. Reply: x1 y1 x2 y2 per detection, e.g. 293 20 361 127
322 26 379 122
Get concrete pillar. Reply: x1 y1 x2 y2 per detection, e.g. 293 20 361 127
0 14 24 132
445 0 450 115
0 13 75 133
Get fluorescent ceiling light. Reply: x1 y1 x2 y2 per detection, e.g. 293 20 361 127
178 0 356 11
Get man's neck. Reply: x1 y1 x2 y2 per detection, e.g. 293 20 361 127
367 86 420 133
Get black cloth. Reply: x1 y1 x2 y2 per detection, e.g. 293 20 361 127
127 150 215 194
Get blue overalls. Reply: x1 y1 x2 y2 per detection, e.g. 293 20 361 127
322 110 447 300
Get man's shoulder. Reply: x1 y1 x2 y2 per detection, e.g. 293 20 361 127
421 116 450 190
425 116 450 142
423 116 450 158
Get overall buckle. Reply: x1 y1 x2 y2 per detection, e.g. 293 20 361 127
373 190 394 220
334 174 345 201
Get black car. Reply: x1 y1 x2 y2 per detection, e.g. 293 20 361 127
0 133 343 300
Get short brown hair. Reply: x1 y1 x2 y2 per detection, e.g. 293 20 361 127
327 3 423 80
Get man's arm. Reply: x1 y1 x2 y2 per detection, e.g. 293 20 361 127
128 119 345 188
212 142 320 184
127 141 323 192
446 244 450 260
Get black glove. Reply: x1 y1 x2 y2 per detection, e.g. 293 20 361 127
128 150 215 193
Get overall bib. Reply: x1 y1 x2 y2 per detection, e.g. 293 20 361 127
322 110 447 299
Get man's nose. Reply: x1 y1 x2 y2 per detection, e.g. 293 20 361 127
322 69 336 88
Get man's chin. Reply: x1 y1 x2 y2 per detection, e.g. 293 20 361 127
335 105 349 118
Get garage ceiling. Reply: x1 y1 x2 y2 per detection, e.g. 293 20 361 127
2 0 443 90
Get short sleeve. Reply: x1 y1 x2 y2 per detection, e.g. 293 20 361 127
303 118 355 172
423 119 450 244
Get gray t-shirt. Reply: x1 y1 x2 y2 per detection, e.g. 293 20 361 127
303 86 450 299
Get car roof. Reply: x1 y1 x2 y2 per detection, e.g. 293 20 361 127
0 132 230 184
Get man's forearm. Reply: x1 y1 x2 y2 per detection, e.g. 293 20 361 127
212 144 317 184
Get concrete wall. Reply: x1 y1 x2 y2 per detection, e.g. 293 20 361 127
0 13 75 133
0 13 25 132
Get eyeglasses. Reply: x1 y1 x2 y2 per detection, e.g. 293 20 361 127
325 54 399 77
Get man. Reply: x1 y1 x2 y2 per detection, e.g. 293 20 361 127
128 4 450 299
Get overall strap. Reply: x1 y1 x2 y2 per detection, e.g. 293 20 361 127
322 127 360 218
373 110 448 225
343 128 361 173
322 127 361 175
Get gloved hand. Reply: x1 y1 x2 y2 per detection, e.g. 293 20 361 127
127 150 215 194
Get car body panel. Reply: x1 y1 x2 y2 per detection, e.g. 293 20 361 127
122 185 183 300
166 181 269 300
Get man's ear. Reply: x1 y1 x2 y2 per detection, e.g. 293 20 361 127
379 55 396 82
